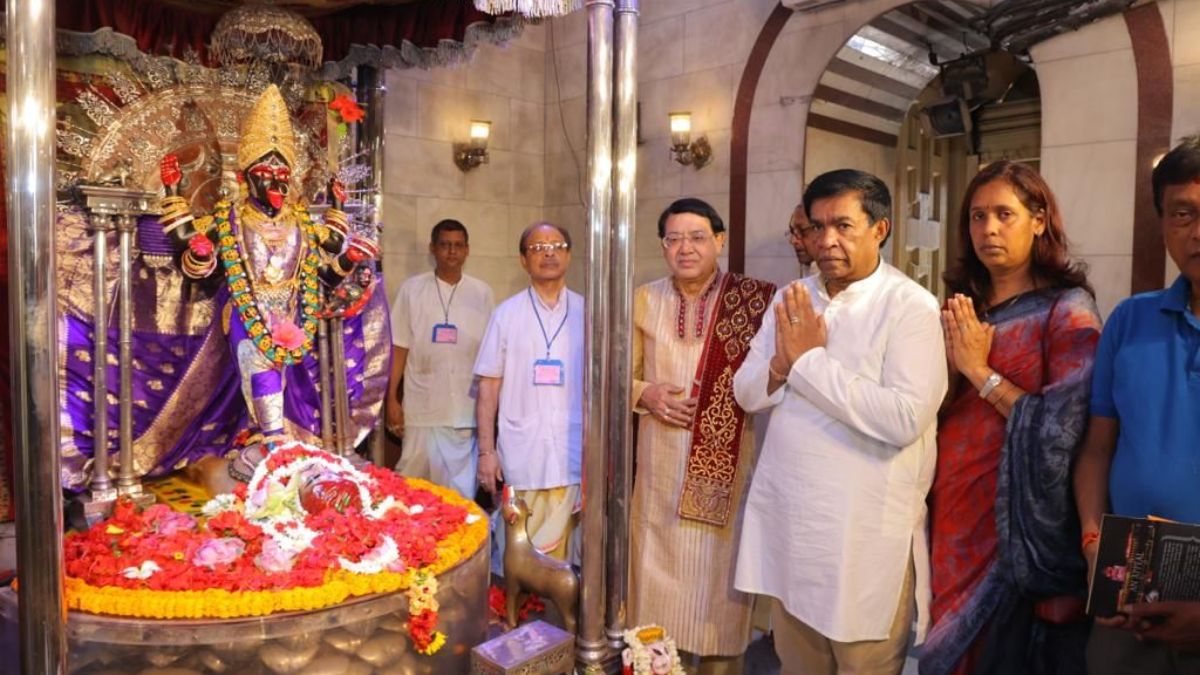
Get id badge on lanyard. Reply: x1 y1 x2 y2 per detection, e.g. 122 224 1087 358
431 323 458 344
533 359 565 386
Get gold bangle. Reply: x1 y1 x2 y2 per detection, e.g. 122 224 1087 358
324 209 349 234
332 256 354 276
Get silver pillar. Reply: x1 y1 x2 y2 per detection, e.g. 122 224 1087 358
356 66 387 466
115 214 140 493
318 319 334 450
6 0 66 671
89 215 115 498
76 186 156 515
606 0 638 651
578 0 615 669
330 317 352 456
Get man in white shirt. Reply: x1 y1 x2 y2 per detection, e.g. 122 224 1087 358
733 169 946 675
474 222 584 560
387 219 495 498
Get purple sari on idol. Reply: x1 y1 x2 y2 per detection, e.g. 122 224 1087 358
55 206 390 491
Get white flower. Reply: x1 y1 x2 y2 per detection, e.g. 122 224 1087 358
200 493 240 518
121 560 161 580
466 513 481 524
409 504 424 515
365 496 399 519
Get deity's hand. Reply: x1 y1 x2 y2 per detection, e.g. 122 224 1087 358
345 236 379 264
328 177 346 210
188 234 214 260
160 154 182 196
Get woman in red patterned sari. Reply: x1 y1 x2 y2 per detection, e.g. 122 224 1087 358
922 162 1101 675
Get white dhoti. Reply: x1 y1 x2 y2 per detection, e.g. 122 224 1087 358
396 426 478 499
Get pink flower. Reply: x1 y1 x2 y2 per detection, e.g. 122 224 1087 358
192 537 246 569
143 504 197 536
271 319 306 350
256 538 297 574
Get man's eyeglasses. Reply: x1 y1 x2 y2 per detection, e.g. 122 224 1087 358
526 241 571 254
785 227 804 241
661 231 716 249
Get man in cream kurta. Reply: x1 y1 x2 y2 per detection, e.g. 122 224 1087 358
733 170 946 675
388 220 494 498
630 199 774 674
474 223 584 560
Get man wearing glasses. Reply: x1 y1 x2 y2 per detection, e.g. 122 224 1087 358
734 170 945 674
628 198 776 673
387 219 495 498
788 202 816 277
474 222 584 562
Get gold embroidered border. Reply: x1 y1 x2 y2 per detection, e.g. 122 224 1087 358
676 274 775 526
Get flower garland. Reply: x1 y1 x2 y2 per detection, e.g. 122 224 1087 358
62 443 488 656
621 625 686 675
214 201 323 366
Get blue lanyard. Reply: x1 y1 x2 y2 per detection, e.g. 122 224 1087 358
528 287 569 360
434 276 459 324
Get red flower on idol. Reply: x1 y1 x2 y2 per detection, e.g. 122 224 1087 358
328 94 365 124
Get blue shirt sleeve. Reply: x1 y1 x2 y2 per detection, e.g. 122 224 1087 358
1089 302 1123 418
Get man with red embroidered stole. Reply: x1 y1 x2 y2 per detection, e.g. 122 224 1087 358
628 198 775 674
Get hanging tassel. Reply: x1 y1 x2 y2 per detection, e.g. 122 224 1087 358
474 0 583 19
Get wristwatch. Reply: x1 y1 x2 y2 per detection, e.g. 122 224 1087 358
978 371 1003 399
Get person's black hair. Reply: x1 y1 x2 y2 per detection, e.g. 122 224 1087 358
430 219 469 244
943 160 1092 307
518 222 572 254
802 169 892 245
1152 137 1200 216
656 197 727 238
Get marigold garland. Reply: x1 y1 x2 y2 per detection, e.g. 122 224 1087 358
214 201 323 366
62 446 488 658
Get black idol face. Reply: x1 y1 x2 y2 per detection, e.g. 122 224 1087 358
243 151 292 217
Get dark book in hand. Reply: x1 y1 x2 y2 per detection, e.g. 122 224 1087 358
1086 514 1200 617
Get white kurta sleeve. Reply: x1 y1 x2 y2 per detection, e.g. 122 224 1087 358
473 308 506 378
733 291 787 413
483 284 496 315
788 293 946 448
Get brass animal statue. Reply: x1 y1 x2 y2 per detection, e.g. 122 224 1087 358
500 486 579 634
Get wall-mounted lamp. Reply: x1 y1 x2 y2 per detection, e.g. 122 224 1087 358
668 112 712 170
454 120 491 172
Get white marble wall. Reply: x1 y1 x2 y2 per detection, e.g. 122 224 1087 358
546 0 780 289
1030 13 1138 320
380 24 548 305
1031 0 1200 317
743 0 916 288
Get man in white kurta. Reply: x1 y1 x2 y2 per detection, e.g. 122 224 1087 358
388 220 494 498
474 223 584 560
733 170 946 675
